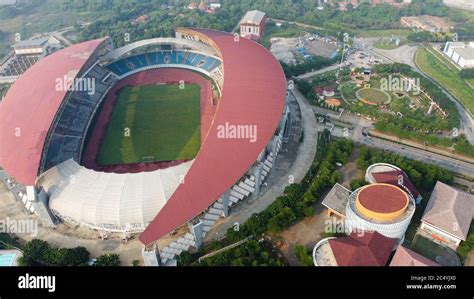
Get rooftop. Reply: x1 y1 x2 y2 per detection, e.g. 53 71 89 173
241 10 266 25
12 38 48 49
321 183 351 216
328 231 397 266
371 169 421 200
454 47 474 60
422 181 474 241
138 28 286 245
0 38 107 185
357 183 409 216
389 246 439 266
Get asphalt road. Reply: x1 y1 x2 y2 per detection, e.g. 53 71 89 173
295 63 345 80
329 110 474 177
358 136 474 177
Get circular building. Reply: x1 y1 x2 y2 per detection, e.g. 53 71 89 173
366 163 422 204
345 183 415 241
365 163 401 182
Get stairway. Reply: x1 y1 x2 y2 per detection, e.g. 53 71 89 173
159 146 280 266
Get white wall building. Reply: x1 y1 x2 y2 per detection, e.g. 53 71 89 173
443 41 474 69
345 183 416 242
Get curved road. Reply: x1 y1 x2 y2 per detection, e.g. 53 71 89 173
360 38 474 144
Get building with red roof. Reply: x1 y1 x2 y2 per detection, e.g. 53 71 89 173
366 163 422 204
389 246 439 266
314 85 336 98
313 231 397 266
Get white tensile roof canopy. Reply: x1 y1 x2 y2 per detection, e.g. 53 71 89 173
37 159 193 231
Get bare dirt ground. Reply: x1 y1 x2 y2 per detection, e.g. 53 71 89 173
275 146 362 265
276 204 332 266
270 37 298 65
0 183 144 266
306 39 338 59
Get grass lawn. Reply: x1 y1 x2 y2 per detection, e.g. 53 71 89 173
340 81 358 102
415 47 474 116
357 28 413 38
373 38 406 50
98 83 201 165
410 235 445 261
356 88 391 104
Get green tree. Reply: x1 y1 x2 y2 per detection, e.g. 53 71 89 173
22 239 50 264
59 247 90 266
132 259 141 266
294 245 313 266
95 253 121 266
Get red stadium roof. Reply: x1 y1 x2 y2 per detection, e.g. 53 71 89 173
328 231 397 266
139 29 287 245
0 38 106 185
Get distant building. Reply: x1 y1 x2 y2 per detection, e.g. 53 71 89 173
443 0 474 11
312 230 398 266
240 10 267 41
187 0 198 10
0 0 17 6
371 0 412 8
131 14 149 25
420 181 474 249
400 15 452 33
389 246 439 266
0 37 60 83
12 38 49 56
314 85 336 97
321 163 417 242
443 41 474 69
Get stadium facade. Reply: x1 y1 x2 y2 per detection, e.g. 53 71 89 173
0 28 289 265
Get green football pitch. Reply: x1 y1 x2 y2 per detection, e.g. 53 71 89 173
98 83 201 165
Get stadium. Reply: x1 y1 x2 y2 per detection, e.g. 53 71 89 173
0 28 289 265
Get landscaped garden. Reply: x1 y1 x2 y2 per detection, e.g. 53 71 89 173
415 47 474 116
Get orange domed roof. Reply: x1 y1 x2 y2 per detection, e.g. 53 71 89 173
356 183 409 221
